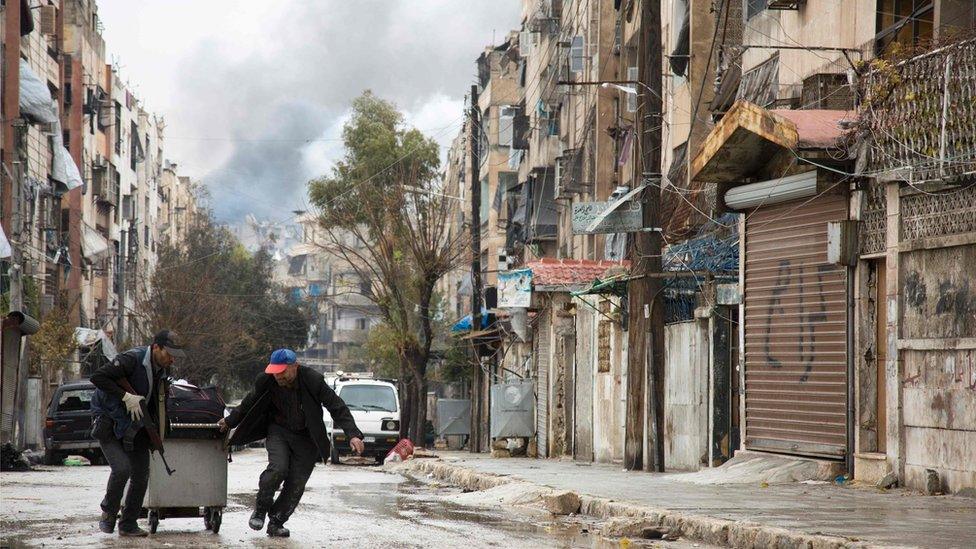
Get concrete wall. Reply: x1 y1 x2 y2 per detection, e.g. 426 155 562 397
664 320 709 471
899 244 976 493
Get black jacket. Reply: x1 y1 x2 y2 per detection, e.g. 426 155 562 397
90 346 165 440
225 366 363 462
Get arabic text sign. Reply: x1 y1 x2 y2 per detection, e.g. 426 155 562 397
571 200 643 234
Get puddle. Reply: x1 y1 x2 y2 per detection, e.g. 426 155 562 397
327 479 665 548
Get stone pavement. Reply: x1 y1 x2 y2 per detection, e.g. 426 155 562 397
398 452 976 548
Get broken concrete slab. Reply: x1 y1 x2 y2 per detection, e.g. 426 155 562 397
669 450 845 485
543 490 580 515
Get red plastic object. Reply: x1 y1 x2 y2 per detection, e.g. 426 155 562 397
385 438 415 462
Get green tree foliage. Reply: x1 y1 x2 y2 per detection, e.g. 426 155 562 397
137 209 309 396
308 91 467 442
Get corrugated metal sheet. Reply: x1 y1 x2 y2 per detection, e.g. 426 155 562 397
743 193 849 458
536 309 550 458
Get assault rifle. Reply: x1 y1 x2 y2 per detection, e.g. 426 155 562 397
117 378 175 476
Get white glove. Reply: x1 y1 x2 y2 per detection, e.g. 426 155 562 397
121 392 145 422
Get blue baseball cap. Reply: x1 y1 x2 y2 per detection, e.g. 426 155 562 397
265 348 297 374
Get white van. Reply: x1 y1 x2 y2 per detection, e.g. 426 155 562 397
324 374 400 463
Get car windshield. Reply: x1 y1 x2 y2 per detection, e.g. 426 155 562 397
339 385 397 413
58 389 94 412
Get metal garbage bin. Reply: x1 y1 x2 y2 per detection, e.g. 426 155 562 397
144 423 228 533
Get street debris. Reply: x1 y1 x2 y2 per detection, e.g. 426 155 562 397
543 490 581 515
0 443 31 472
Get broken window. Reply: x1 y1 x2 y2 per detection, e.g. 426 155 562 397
745 0 767 20
670 0 690 79
874 0 934 55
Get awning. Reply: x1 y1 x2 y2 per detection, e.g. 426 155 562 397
18 59 58 125
51 120 83 192
81 225 110 262
451 309 490 333
690 100 852 183
571 275 631 297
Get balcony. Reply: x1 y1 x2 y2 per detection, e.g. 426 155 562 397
92 173 118 209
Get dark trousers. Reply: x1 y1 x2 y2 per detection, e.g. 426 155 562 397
257 423 319 524
98 432 150 529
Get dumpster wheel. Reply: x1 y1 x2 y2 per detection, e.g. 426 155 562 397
148 510 159 534
205 507 222 533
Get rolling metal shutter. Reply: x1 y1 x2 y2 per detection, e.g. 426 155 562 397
536 309 550 458
743 193 849 458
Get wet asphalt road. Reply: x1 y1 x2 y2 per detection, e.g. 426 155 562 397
1 449 710 548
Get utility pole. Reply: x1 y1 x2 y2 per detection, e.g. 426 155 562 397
468 85 483 453
625 0 664 472
117 228 127 342
2 0 24 313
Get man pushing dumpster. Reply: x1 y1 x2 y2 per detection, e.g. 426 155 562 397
218 348 364 537
89 329 185 537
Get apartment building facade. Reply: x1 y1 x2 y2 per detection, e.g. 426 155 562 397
443 0 975 495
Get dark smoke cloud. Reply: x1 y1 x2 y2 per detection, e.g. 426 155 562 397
171 1 520 221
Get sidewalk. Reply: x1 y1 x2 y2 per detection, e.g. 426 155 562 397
392 452 976 548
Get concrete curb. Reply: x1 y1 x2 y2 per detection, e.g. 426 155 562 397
387 458 893 549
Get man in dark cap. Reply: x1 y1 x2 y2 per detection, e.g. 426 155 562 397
218 348 364 538
89 329 186 537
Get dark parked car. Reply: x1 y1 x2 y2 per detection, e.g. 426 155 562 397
43 380 103 465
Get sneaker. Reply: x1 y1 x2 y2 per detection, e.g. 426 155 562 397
266 521 290 538
249 509 267 531
98 512 117 534
118 525 149 537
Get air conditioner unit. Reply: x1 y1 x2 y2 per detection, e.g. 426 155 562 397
92 155 108 170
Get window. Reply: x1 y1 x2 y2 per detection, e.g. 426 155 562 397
670 0 690 81
874 0 934 54
113 101 122 152
498 106 516 147
569 36 585 73
627 67 639 112
338 385 398 412
357 318 368 330
57 389 95 412
746 0 767 20
480 177 490 225
130 120 138 171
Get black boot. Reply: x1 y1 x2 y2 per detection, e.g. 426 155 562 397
118 525 149 537
249 508 267 531
98 512 117 534
267 518 290 538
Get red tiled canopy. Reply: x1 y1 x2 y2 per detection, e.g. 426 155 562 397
526 258 630 291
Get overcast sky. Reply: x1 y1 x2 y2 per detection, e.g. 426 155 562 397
97 0 521 222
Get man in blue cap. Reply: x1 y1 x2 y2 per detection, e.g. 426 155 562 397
218 348 364 537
